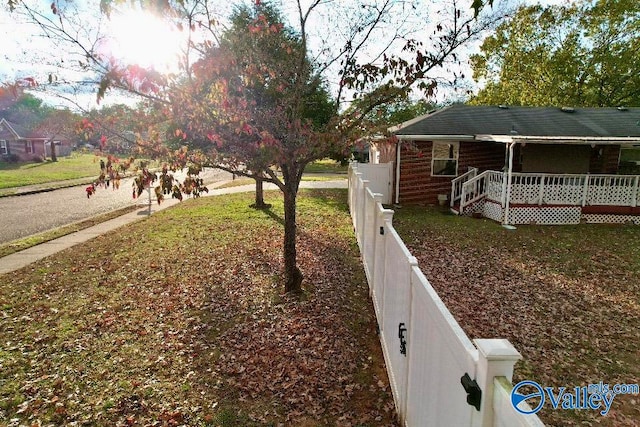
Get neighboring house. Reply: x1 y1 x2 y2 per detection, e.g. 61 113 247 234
0 117 71 161
370 104 640 225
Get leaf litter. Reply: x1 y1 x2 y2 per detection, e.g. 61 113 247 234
0 190 397 426
393 207 640 427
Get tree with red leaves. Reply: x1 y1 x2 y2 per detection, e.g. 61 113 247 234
8 0 501 294
168 2 339 292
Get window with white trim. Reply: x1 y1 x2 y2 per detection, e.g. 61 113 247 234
431 141 459 176
26 140 33 154
0 140 7 155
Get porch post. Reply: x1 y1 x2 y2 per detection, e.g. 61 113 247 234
450 179 456 208
632 176 639 208
501 144 509 207
503 142 515 225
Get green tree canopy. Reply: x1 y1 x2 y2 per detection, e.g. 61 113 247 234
0 92 52 122
470 0 640 107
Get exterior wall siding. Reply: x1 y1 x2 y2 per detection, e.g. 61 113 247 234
0 120 69 161
396 140 623 206
522 144 592 174
398 140 505 205
0 137 70 161
589 145 620 174
2 140 47 160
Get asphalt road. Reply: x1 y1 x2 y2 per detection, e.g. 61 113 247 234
0 168 232 244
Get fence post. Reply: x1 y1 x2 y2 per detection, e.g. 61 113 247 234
367 193 384 294
354 173 364 246
375 211 394 327
360 180 370 253
348 163 354 211
473 339 522 427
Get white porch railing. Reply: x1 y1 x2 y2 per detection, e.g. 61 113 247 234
459 171 503 212
460 171 640 209
508 173 640 207
348 163 544 427
451 167 479 207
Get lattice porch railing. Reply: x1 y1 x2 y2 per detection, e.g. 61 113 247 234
457 171 640 224
587 175 639 206
509 173 639 207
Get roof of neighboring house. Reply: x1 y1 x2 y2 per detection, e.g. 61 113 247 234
391 105 640 139
0 117 49 139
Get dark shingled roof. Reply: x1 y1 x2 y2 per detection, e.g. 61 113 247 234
392 105 640 138
0 117 49 139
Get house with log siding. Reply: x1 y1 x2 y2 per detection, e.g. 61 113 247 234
369 104 640 225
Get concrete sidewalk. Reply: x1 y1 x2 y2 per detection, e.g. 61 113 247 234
0 179 347 275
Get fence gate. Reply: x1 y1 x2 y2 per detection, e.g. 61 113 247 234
353 162 393 204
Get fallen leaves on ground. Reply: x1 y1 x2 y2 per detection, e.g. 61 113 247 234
0 190 397 426
393 207 640 427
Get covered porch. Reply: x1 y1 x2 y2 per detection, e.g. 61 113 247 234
450 136 640 225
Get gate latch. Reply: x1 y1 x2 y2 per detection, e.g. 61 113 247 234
398 323 407 356
461 373 482 411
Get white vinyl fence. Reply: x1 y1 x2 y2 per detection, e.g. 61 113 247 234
348 163 544 427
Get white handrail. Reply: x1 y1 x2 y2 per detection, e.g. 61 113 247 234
460 170 492 211
451 167 478 207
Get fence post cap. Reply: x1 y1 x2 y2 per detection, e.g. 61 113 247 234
474 339 521 361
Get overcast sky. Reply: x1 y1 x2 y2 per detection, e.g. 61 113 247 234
0 0 582 110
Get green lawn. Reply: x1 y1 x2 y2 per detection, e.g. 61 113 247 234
393 207 640 427
0 155 346 191
215 173 347 190
304 158 348 174
0 189 397 426
0 153 105 189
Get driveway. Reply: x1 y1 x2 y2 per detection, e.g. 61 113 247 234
0 168 232 244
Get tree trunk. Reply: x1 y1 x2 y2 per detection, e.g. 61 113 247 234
283 186 302 293
253 175 267 208
50 141 57 162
